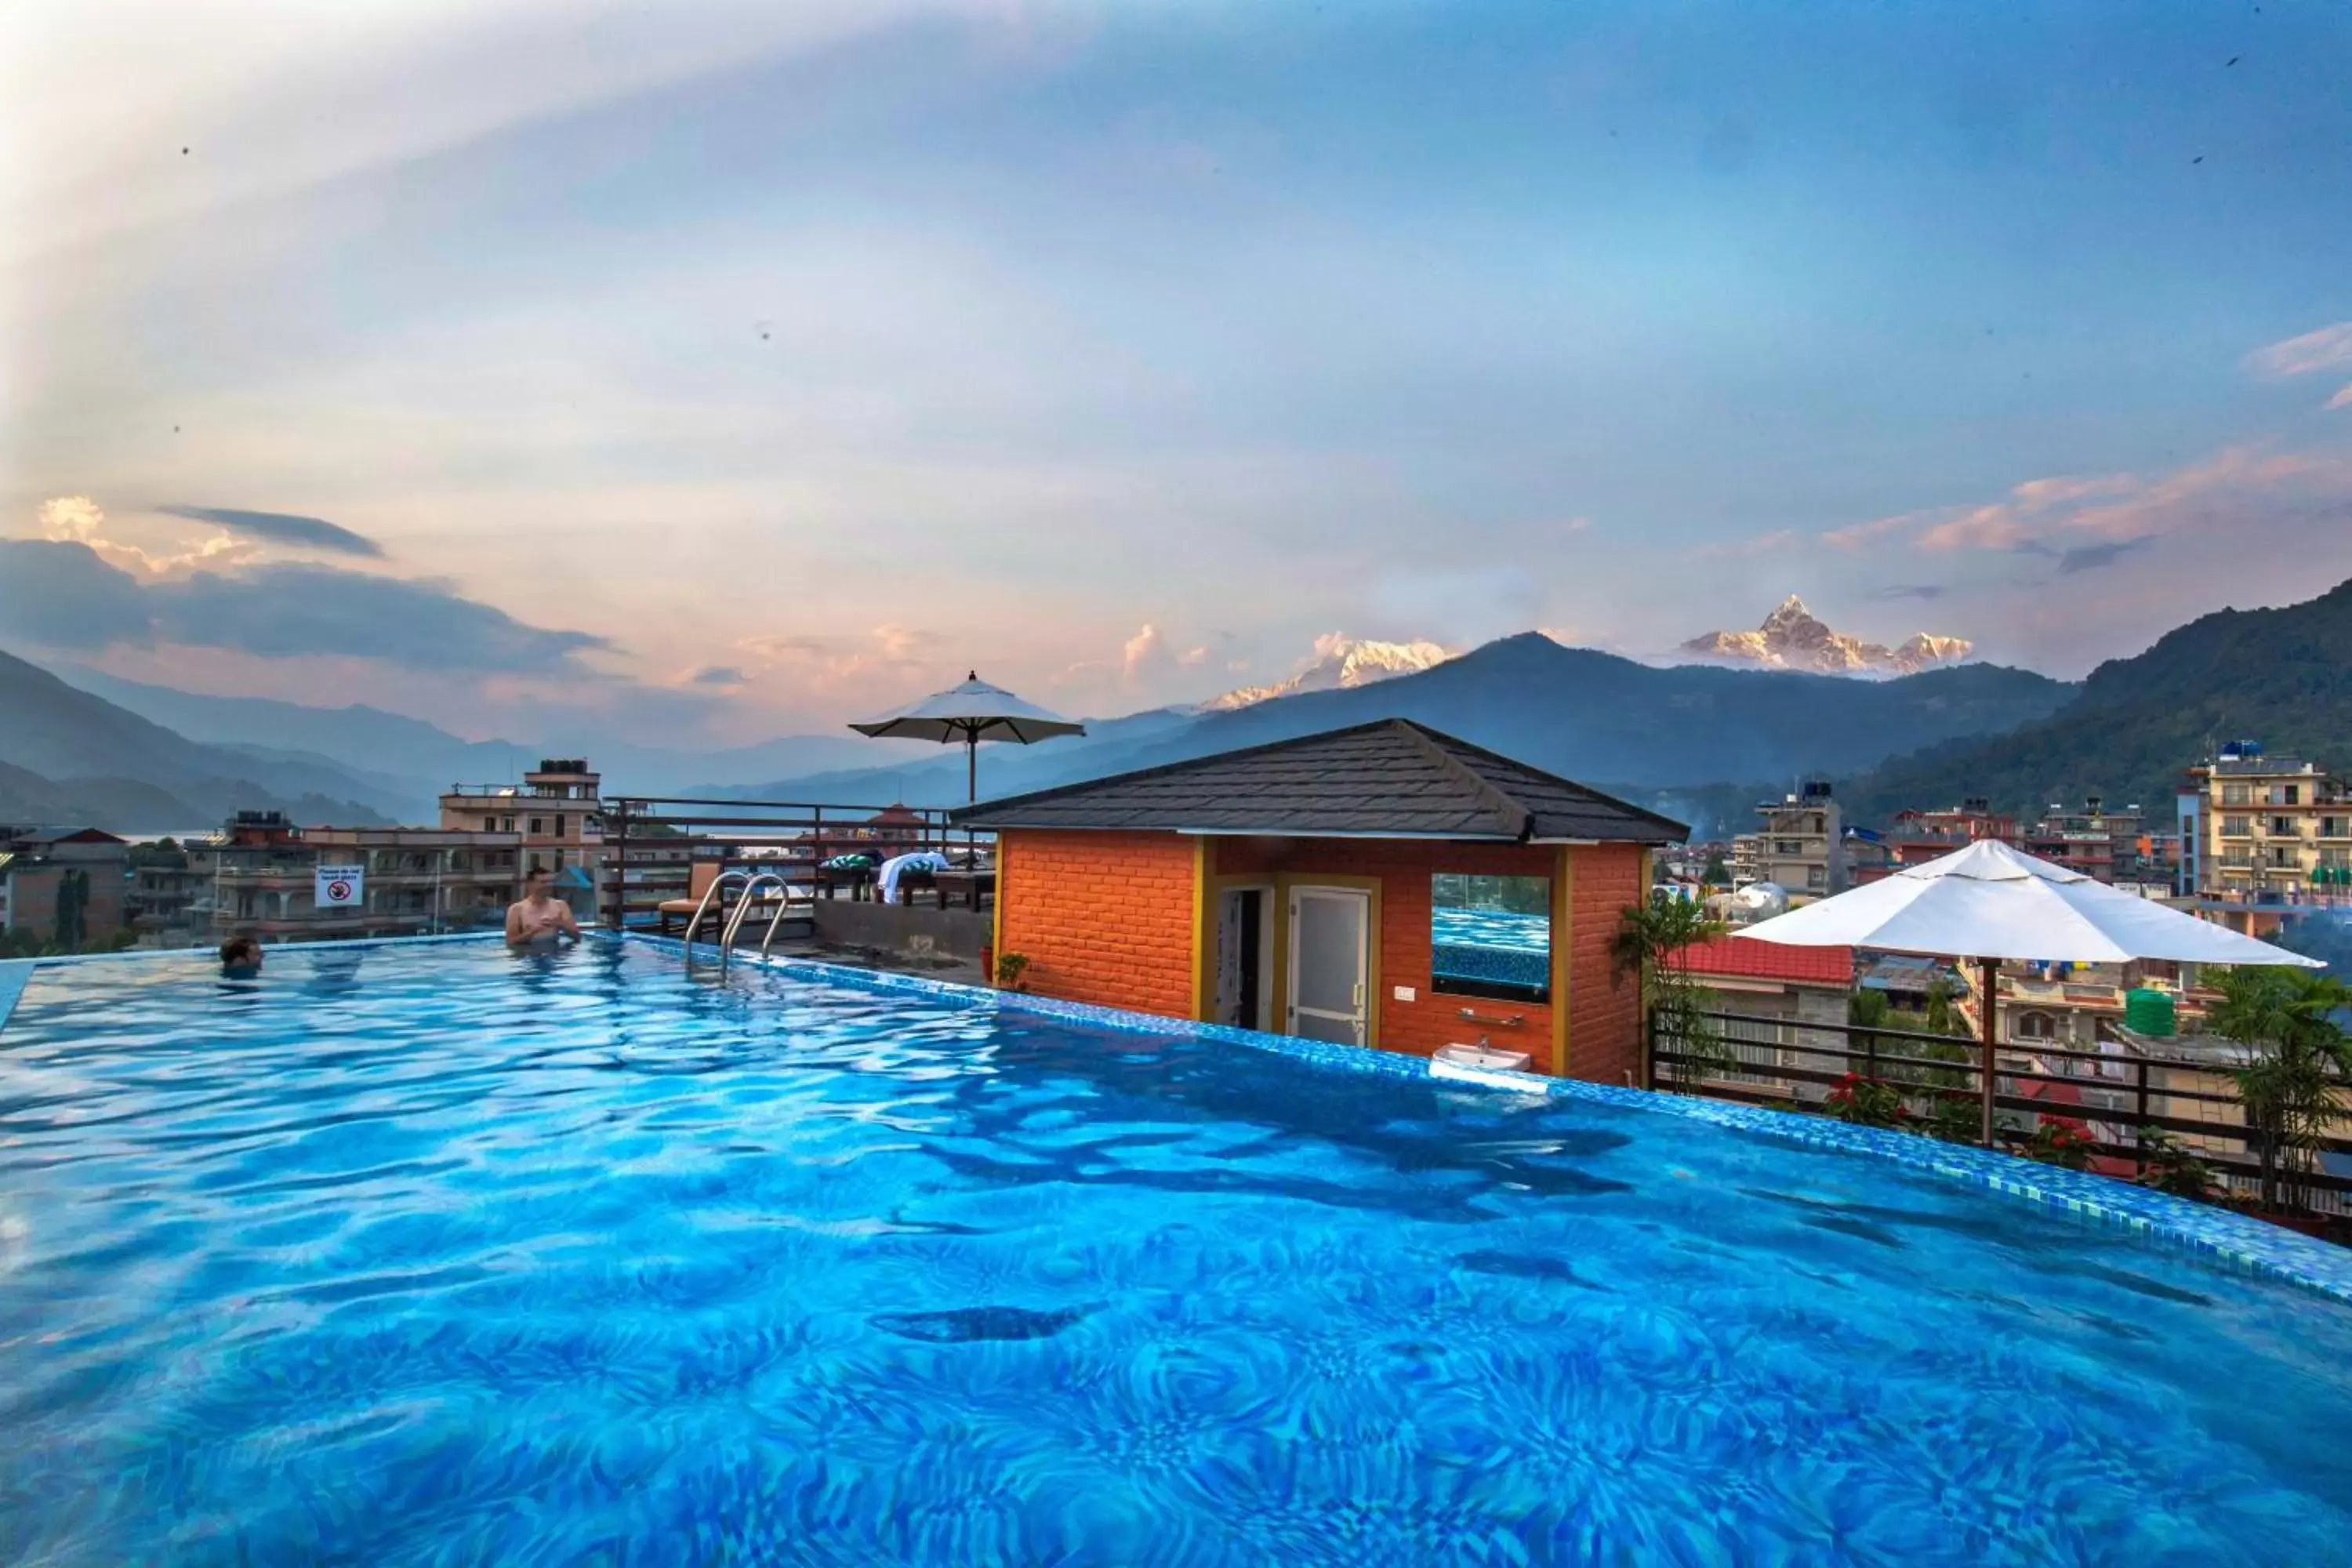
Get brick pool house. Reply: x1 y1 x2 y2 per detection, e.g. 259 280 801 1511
953 719 1689 1083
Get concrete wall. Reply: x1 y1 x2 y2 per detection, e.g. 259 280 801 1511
811 898 992 960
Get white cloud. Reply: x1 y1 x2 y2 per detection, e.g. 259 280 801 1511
1120 622 1166 684
35 493 258 576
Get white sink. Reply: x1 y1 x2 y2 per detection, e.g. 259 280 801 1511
1432 1043 1532 1073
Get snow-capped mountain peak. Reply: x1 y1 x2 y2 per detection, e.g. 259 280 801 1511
1680 597 1971 676
1202 633 1452 711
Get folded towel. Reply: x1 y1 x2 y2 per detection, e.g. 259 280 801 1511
877 851 951 903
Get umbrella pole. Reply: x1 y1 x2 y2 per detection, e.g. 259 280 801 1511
1978 956 1998 1148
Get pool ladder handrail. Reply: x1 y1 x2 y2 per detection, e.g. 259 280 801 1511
679 869 750 964
681 869 814 971
718 872 802 972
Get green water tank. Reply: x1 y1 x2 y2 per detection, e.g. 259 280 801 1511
2125 987 2177 1037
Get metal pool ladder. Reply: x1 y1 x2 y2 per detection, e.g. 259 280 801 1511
681 869 808 973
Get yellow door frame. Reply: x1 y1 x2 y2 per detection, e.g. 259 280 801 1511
1203 869 1279 1029
1549 845 1573 1076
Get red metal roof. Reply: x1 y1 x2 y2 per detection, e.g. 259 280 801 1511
1669 936 1854 987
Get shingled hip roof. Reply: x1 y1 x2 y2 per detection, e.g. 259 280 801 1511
949 718 1687 844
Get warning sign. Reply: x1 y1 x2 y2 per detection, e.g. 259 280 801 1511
314 863 365 909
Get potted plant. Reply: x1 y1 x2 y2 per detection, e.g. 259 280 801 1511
1824 1072 1907 1129
2010 1116 2098 1171
993 951 1031 992
1609 894 1730 1090
2136 1126 2219 1202
2206 966 2352 1230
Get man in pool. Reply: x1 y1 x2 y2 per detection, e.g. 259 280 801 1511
505 867 581 946
219 935 263 979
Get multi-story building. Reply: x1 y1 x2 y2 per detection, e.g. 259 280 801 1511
1882 798 2020 871
2183 741 2351 913
0 826 131 949
441 759 605 881
2024 797 2143 884
1748 782 1845 900
127 839 203 942
191 811 523 942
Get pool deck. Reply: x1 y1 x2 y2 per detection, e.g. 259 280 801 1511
10 928 2351 1306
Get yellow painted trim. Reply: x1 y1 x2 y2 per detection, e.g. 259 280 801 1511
1189 837 1214 1020
989 831 1008 984
1550 845 1573 1076
1274 872 1383 1051
1204 869 1278 1032
1635 846 1655 1087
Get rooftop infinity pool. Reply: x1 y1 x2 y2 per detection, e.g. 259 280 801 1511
2 938 2350 1565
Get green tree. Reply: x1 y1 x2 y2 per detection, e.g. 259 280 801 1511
1701 851 1730 887
1610 895 1729 1088
2205 965 2352 1212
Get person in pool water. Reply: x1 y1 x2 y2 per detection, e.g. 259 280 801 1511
505 867 580 947
219 935 263 980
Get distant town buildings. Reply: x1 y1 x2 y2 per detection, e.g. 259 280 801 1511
440 759 605 881
2024 796 2147 884
172 811 525 943
1730 781 1846 902
2178 741 2352 923
0 826 130 949
1882 798 2019 873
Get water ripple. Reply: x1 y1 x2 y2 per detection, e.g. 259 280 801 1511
0 939 2347 1565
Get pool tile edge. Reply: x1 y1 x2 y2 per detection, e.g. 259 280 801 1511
0 960 31 1034
628 932 2352 1308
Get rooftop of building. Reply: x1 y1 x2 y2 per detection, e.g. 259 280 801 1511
952 718 1688 844
1668 935 1855 987
0 826 127 847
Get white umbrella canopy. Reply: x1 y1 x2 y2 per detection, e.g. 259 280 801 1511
849 673 1085 801
1733 838 2320 1146
1737 838 2322 967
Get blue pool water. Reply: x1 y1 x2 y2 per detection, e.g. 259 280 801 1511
4 938 2351 1566
1431 908 1551 992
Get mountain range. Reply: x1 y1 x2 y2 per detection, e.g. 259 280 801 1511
715 634 2075 833
9 577 2348 840
0 649 400 829
1841 577 2352 823
1682 596 1973 677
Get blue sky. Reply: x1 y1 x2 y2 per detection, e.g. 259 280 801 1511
4 0 2350 746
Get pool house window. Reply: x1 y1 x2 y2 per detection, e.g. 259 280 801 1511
1429 873 1552 1003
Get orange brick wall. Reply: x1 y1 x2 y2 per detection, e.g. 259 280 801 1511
1566 843 1647 1085
1214 837 1565 1066
996 829 1198 1016
995 829 1652 1087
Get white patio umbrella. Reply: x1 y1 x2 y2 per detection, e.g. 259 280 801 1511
1736 838 2321 1144
849 672 1085 803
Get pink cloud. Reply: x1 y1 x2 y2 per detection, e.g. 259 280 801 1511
1902 445 2352 558
2245 321 2352 379
1820 510 1930 550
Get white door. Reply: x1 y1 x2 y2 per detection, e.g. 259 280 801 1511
1287 887 1370 1046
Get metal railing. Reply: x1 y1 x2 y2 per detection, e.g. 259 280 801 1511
601 797 985 931
1649 1007 2352 1216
